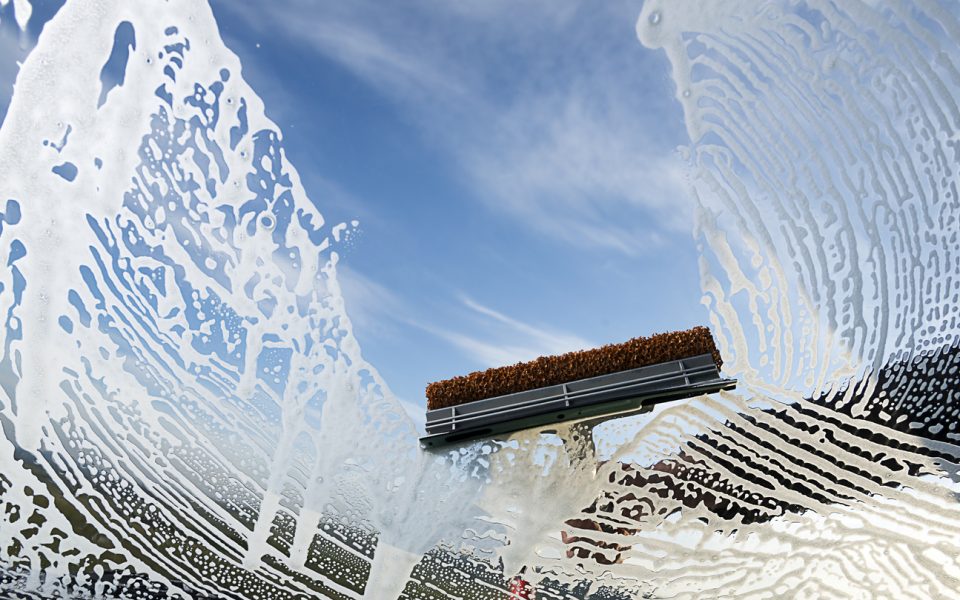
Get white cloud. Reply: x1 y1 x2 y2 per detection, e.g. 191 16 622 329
465 91 693 254
216 0 694 256
338 265 593 368
459 295 590 354
424 296 594 368
337 264 405 341
427 328 537 368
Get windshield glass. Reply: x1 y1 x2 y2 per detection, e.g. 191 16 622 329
1 1 959 598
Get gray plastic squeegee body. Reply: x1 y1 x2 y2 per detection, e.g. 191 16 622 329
420 353 735 448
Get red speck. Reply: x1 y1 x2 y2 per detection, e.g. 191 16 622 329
508 576 533 599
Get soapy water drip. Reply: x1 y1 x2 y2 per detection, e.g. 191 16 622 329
1 0 960 598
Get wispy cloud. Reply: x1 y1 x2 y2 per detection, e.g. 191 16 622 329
337 264 406 341
285 16 468 106
216 0 691 256
338 265 593 369
465 91 692 254
424 295 593 368
459 295 590 353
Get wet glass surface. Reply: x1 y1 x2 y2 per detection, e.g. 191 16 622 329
1 1 960 598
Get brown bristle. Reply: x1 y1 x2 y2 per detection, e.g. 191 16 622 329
425 326 723 411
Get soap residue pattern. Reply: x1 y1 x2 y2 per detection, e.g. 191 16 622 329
1 1 960 598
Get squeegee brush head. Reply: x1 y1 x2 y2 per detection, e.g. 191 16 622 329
425 326 722 411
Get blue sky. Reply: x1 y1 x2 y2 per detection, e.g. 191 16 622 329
0 1 704 430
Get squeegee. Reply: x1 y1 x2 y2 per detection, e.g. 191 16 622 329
420 326 735 447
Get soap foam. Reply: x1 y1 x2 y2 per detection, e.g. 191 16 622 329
2 0 960 598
